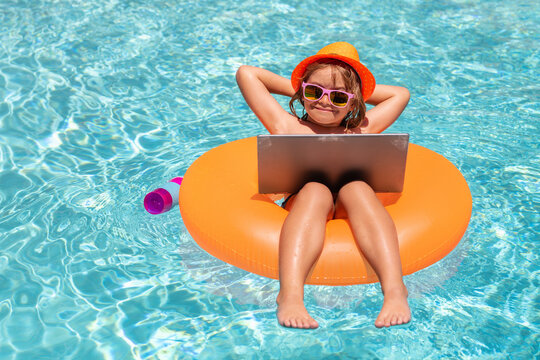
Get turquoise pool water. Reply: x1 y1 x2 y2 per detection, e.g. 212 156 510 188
0 0 538 358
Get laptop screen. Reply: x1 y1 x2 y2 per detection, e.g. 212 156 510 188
257 134 409 193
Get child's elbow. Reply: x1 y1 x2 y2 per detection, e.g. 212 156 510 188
396 86 410 105
236 65 253 83
236 65 247 76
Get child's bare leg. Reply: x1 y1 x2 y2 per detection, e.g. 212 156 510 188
277 182 334 329
336 181 411 328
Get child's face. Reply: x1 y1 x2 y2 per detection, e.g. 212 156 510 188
303 66 352 128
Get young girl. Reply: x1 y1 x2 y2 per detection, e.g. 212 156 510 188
236 42 411 329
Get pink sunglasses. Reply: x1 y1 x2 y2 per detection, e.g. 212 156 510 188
302 82 355 107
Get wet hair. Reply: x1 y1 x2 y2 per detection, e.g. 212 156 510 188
289 59 366 130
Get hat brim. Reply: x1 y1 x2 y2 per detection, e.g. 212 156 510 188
291 54 376 101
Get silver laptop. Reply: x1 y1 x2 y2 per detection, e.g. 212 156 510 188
257 134 409 193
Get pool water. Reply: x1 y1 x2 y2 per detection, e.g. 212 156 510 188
0 0 538 358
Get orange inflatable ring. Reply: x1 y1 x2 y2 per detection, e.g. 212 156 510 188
179 137 472 286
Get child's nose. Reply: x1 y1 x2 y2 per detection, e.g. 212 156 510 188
319 94 332 105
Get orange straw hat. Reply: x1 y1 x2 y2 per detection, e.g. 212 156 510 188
291 42 376 101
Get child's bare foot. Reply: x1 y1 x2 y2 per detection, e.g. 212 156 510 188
374 285 410 328
276 293 319 329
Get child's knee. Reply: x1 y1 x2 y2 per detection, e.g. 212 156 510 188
297 182 334 209
338 181 376 206
339 180 372 196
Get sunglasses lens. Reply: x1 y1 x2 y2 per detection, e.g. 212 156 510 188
330 91 349 107
304 85 322 100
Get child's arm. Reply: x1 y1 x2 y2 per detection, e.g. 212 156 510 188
360 85 410 134
236 65 295 134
